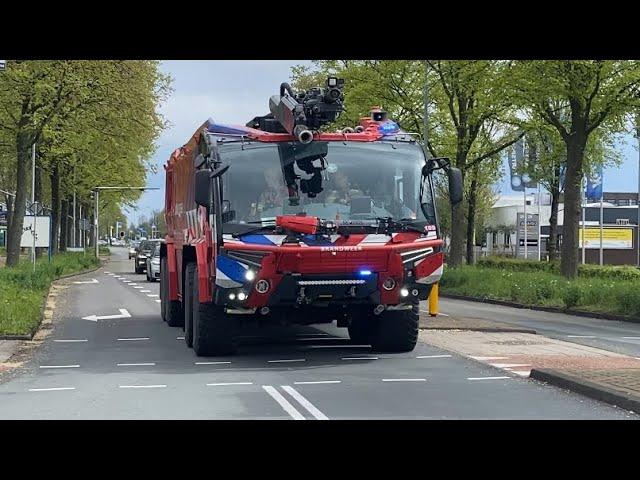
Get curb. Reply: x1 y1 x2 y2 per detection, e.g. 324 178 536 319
420 325 537 334
440 292 640 325
0 263 103 341
530 368 640 413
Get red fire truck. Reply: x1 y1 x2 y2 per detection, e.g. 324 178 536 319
161 77 462 356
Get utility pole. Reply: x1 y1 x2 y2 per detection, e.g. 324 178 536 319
637 124 640 268
31 143 36 271
523 188 528 259
581 176 586 265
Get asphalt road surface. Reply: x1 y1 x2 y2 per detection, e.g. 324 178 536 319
0 247 635 419
439 298 640 358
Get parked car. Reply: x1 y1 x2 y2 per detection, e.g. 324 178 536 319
146 242 161 282
134 239 161 274
128 240 140 259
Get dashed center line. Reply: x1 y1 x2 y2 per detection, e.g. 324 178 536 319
29 387 76 392
140 290 151 293
195 361 231 365
53 339 88 343
117 337 150 341
206 382 253 386
294 380 341 385
134 286 144 289
155 299 161 303
117 363 156 367
342 356 379 360
567 335 596 338
416 354 452 359
176 336 185 340
268 359 306 363
147 294 159 298
382 378 427 382
621 336 640 340
119 384 166 389
39 365 80 369
128 283 138 286
467 376 511 381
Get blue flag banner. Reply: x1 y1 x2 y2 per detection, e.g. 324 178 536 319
586 167 603 201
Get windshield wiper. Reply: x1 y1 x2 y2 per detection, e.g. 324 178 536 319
375 217 426 234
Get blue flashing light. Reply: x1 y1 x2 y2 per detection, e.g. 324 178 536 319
359 270 372 276
378 121 400 135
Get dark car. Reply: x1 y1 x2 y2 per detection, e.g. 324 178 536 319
134 239 162 274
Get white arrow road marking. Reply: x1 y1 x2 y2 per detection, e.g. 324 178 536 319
73 278 99 284
262 385 305 420
281 385 328 420
82 309 131 322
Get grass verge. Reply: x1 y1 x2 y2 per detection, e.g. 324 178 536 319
0 252 100 336
441 264 640 318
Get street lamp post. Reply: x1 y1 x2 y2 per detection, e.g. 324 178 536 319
93 186 159 258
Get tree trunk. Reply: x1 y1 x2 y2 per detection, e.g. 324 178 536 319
449 200 466 267
6 133 31 267
60 199 69 252
50 164 61 254
547 174 560 262
465 171 479 265
560 136 587 278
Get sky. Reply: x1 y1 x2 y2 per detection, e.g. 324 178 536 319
128 60 640 224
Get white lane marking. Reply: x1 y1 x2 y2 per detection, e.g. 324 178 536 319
119 384 166 389
281 385 329 420
308 345 365 349
104 271 110 274
342 356 378 360
262 385 306 420
117 337 150 341
29 387 76 392
82 309 131 322
122 281 131 284
140 290 151 293
73 278 99 284
470 356 509 360
147 294 159 298
176 336 185 340
206 382 253 386
134 286 144 289
416 354 452 359
382 378 426 382
117 363 156 366
467 376 511 381
490 363 531 368
567 335 596 338
294 380 341 385
39 365 80 369
296 333 330 337
155 300 161 303
621 336 640 339
129 283 138 286
195 361 231 365
53 339 88 343
510 370 531 377
268 359 306 363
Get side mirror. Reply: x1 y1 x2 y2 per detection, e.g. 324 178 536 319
448 167 463 205
195 169 211 207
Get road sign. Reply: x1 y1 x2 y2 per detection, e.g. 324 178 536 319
0 60 5 71
20 215 51 248
27 201 44 215
0 211 7 227
515 212 539 260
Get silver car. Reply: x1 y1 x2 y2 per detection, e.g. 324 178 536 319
146 242 161 282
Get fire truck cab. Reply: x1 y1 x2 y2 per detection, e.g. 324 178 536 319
161 78 462 356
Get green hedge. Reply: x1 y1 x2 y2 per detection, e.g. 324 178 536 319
476 256 640 280
0 253 100 336
440 265 640 317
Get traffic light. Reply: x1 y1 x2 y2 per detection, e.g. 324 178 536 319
120 231 125 238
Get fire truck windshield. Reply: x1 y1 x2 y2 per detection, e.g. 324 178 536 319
218 140 435 230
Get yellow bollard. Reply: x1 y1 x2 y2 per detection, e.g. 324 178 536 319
428 282 439 317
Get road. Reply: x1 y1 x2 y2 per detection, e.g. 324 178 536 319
439 298 640 358
0 247 635 419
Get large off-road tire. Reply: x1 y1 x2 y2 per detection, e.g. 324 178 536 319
160 256 184 327
370 302 419 353
348 315 375 345
183 262 195 348
192 264 236 356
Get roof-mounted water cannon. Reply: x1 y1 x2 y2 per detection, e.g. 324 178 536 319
268 77 345 143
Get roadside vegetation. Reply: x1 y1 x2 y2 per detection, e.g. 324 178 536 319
440 257 640 317
0 253 100 336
